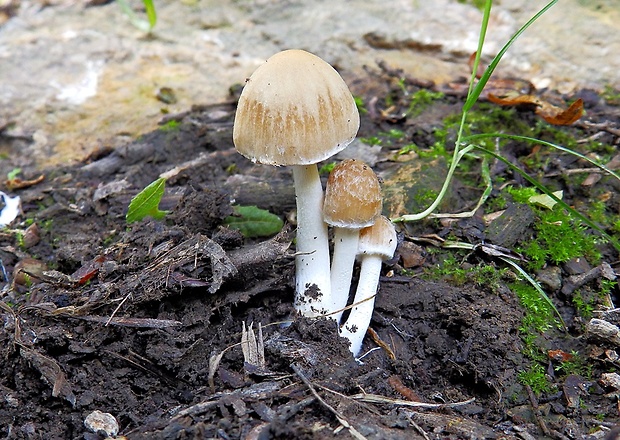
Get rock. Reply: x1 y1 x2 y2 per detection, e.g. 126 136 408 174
536 266 562 292
84 410 119 438
586 319 620 346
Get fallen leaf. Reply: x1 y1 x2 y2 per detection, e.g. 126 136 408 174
548 349 574 362
20 347 76 407
488 93 541 108
485 78 536 100
4 174 45 190
536 98 584 125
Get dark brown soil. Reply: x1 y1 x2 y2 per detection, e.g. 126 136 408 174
1 65 619 440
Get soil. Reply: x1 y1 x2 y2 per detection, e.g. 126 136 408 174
1 64 620 440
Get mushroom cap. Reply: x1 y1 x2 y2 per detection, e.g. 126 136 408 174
233 49 360 166
323 159 382 228
358 216 397 259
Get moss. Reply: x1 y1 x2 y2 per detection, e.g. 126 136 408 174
520 206 601 271
354 95 368 114
602 85 620 106
407 89 445 117
555 352 593 379
572 290 595 320
360 136 382 146
423 251 508 292
158 119 180 132
511 281 558 333
518 363 555 395
318 161 337 176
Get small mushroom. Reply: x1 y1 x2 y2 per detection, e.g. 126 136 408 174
340 216 397 356
323 159 382 322
233 49 360 317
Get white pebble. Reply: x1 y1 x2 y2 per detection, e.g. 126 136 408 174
84 410 119 437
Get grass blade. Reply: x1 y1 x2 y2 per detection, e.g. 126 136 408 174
464 132 620 182
499 256 566 330
470 144 620 251
463 0 558 112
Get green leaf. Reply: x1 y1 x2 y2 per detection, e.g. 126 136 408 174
6 168 21 180
224 205 283 238
529 190 563 210
126 177 169 224
116 0 157 33
143 0 157 30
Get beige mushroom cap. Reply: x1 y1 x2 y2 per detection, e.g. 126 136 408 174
233 49 360 166
323 159 382 228
358 215 398 259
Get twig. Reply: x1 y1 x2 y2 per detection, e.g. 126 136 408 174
291 364 368 440
403 411 431 440
525 384 551 437
350 392 475 409
105 293 132 326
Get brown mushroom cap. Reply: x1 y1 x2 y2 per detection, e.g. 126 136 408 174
233 49 360 166
323 159 382 228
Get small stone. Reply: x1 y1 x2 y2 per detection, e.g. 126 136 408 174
536 266 562 291
600 372 620 390
586 319 620 346
563 257 591 275
84 410 119 437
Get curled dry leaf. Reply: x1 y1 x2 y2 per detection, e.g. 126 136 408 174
5 174 44 190
487 93 541 108
488 93 584 126
536 98 584 126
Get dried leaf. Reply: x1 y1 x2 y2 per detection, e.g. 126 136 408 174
484 78 535 99
208 350 226 393
5 174 45 190
536 98 584 125
487 93 541 107
468 51 485 79
70 255 106 285
20 347 76 406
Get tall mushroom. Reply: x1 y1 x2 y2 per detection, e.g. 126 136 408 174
233 49 360 317
323 159 382 323
340 216 397 356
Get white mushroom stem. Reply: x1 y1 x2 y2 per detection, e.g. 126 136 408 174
330 228 360 323
339 254 383 356
339 215 396 356
292 165 332 317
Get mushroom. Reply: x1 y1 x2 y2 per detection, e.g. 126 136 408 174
340 215 397 356
233 49 360 317
323 159 382 322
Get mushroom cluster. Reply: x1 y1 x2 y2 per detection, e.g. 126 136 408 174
232 49 397 356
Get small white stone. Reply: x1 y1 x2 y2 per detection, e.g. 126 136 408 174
600 372 620 390
84 410 119 437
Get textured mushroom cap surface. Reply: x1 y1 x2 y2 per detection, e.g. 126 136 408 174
233 49 360 166
323 159 382 228
358 215 397 259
